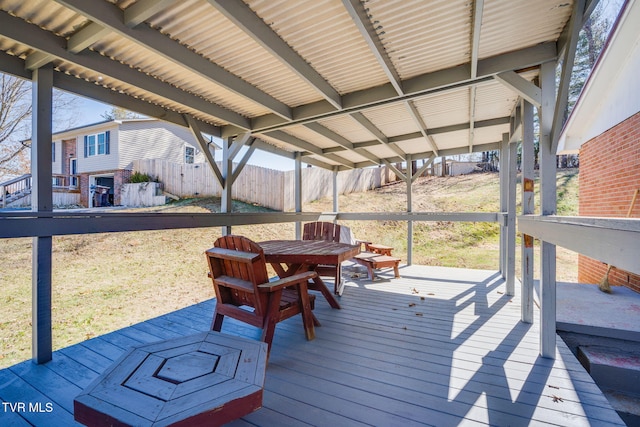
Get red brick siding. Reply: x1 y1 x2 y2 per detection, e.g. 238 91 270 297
578 112 640 293
78 169 132 207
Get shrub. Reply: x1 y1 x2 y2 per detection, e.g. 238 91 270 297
129 171 154 183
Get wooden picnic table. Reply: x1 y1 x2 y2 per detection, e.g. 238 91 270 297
259 239 360 309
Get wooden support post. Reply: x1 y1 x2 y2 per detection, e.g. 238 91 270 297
295 152 302 240
506 133 517 296
221 137 233 236
406 154 413 265
539 60 557 359
521 100 535 323
31 64 54 364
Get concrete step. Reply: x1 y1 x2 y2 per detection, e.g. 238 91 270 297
602 389 640 427
578 345 640 394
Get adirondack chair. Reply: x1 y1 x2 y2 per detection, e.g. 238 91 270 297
206 235 319 354
302 221 352 295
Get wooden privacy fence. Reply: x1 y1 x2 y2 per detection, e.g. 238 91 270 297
133 159 396 211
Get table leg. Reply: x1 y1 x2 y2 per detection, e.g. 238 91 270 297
271 262 341 309
296 281 316 341
310 273 341 309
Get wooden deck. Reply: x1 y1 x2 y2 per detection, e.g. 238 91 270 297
0 265 625 426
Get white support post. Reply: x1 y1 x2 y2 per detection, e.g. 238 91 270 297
521 100 535 323
539 61 557 359
506 133 517 296
406 154 413 265
221 137 233 236
332 166 339 214
499 133 508 276
31 64 54 364
295 152 302 240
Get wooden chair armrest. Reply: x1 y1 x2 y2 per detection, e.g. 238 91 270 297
206 247 262 263
258 271 317 292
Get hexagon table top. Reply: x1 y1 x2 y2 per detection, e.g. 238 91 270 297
74 331 268 427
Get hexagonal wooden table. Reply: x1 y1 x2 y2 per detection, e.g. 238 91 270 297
74 331 268 427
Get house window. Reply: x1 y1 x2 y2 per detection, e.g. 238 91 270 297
185 146 195 164
84 131 110 158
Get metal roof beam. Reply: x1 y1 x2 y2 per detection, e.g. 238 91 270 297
55 0 293 120
185 114 224 186
25 52 55 71
495 71 542 108
305 122 382 166
404 101 439 156
0 51 223 138
470 0 484 79
66 23 111 54
552 0 585 153
263 130 355 168
0 10 250 129
350 112 406 157
240 42 556 136
209 0 342 110
124 0 174 28
468 0 483 154
342 0 403 95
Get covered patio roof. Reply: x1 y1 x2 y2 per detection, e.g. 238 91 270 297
0 0 584 169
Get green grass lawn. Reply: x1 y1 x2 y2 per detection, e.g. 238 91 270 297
0 169 579 368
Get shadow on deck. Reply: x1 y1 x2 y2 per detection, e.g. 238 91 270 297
0 265 625 426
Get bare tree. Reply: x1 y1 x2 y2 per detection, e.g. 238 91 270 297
0 73 79 180
101 106 141 121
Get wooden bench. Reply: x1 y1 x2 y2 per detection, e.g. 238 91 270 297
353 253 401 280
74 331 268 427
364 242 394 256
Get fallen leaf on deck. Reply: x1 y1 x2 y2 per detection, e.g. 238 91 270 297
420 296 425 300
548 385 559 389
411 288 419 294
497 291 504 294
415 313 423 316
551 395 563 403
428 293 435 296
408 303 416 307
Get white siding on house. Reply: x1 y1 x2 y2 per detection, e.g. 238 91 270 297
51 141 62 174
76 125 119 173
118 121 200 170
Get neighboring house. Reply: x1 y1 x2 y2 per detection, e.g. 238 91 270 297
557 0 640 293
46 118 208 207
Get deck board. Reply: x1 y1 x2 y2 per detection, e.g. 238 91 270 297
0 265 625 426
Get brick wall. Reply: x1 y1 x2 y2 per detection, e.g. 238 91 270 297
578 112 640 293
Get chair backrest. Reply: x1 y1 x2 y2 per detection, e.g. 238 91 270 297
303 221 341 243
207 235 270 315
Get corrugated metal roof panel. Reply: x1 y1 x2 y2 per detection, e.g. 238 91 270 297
479 0 573 59
248 0 390 95
317 115 375 143
474 81 519 121
0 0 85 37
283 126 336 150
393 137 427 154
412 88 470 128
362 103 419 138
90 32 271 119
362 144 402 160
431 130 470 150
364 0 472 80
473 124 510 145
149 0 321 108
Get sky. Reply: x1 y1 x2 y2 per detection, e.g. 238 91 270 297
72 96 296 171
